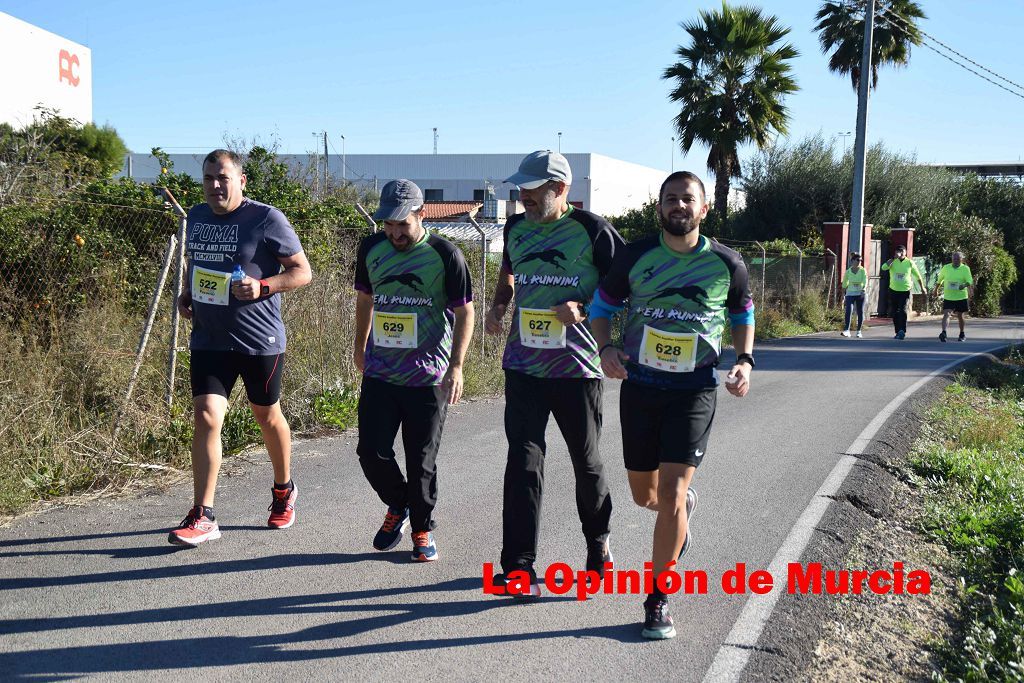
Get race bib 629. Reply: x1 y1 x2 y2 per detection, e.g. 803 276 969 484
373 311 418 348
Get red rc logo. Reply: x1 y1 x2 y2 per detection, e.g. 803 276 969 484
58 49 80 87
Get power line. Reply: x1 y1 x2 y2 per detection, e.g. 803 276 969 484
879 5 1024 102
326 136 366 182
879 4 1024 95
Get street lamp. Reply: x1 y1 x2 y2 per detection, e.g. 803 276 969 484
837 131 852 155
899 211 907 227
558 132 562 153
340 134 346 181
671 136 675 172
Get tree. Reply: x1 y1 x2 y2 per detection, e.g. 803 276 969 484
664 2 799 218
735 134 954 245
814 0 926 92
0 110 129 205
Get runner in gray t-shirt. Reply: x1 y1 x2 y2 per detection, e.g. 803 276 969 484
169 149 312 547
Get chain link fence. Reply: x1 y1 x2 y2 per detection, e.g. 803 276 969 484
0 196 179 331
713 238 831 311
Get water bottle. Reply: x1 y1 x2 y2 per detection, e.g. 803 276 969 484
231 265 245 297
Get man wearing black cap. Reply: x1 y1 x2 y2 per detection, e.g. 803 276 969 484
353 179 475 562
485 150 624 597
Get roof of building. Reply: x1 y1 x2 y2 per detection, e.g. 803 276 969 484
925 161 1024 177
421 201 482 221
428 221 504 249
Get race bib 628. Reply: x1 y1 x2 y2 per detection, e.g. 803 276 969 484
639 325 698 373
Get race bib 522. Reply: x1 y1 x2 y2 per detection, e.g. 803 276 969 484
191 266 230 306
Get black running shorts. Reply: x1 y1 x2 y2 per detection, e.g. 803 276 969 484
190 350 284 406
942 299 968 313
620 380 716 471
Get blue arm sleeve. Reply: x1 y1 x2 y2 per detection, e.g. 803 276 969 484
589 291 624 320
729 306 755 327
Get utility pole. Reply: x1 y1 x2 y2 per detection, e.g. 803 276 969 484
849 0 875 257
323 131 329 191
340 134 346 181
558 132 562 153
433 127 438 155
671 137 675 172
311 132 320 198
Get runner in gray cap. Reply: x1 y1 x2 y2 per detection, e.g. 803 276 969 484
353 179 475 561
486 150 624 598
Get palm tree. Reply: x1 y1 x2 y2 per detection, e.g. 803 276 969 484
664 2 799 218
815 0 926 92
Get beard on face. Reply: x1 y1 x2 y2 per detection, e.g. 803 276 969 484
524 193 559 222
389 235 413 251
659 208 699 236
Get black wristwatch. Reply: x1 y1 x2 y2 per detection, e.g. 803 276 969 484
736 353 755 368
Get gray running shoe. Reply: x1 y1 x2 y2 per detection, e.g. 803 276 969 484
678 487 699 561
642 596 676 640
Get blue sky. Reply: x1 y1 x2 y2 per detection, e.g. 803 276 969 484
3 0 1022 179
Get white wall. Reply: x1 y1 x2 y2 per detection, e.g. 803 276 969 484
120 152 673 216
0 12 92 127
587 153 668 216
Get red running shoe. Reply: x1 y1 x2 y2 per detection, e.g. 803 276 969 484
168 506 221 547
267 483 297 529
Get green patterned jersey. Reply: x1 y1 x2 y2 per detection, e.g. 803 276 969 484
501 206 624 379
355 231 472 386
596 234 754 390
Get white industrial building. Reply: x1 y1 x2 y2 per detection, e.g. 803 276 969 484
0 12 92 127
122 152 669 217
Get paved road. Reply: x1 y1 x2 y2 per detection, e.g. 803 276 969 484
2 316 1022 681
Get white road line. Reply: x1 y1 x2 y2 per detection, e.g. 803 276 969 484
702 342 1012 683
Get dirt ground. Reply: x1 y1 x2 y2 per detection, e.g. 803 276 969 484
742 377 961 682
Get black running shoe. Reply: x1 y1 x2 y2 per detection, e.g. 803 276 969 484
495 566 542 601
642 596 676 640
586 539 614 577
959 333 966 342
372 506 409 551
939 330 947 343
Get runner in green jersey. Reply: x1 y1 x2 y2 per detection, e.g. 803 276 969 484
880 245 926 339
591 171 755 639
354 180 475 562
485 151 624 598
841 253 867 338
934 251 973 342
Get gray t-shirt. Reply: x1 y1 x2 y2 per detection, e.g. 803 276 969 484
186 199 303 355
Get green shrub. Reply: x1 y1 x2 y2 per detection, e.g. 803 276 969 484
974 246 1018 318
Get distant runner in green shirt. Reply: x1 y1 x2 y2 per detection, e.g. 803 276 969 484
840 252 867 338
934 251 973 342
880 245 926 339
